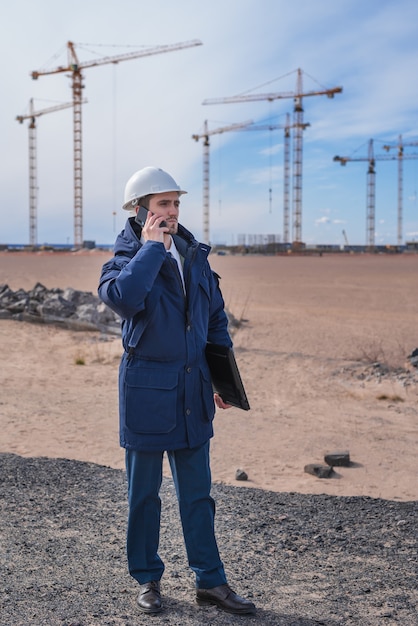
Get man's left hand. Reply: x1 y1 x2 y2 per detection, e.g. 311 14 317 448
214 393 232 410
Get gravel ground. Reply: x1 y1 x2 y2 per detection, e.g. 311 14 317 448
1 453 417 626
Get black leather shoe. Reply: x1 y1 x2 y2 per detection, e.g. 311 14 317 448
196 583 256 615
137 580 162 614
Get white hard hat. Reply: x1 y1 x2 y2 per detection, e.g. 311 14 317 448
122 166 187 210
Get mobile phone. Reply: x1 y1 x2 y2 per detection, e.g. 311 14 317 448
135 206 149 228
135 205 167 228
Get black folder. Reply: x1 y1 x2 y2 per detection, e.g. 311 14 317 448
205 343 250 411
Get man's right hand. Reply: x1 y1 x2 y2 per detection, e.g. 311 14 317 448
141 211 169 245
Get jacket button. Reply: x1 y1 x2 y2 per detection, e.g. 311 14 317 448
186 367 192 373
186 408 191 415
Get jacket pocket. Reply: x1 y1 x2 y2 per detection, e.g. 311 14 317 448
124 367 178 434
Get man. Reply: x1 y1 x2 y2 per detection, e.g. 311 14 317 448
98 166 256 616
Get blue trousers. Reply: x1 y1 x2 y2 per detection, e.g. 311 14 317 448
125 441 227 589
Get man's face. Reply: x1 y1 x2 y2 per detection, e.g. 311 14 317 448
149 191 180 235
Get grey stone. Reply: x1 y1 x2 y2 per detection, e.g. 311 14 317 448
324 451 351 467
28 282 48 299
6 299 27 314
304 463 334 479
39 294 76 318
235 469 248 481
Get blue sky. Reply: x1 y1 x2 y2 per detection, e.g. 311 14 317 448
2 0 418 247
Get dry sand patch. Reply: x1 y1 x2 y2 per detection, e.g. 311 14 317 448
1 251 417 501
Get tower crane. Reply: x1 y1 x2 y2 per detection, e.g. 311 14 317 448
342 229 350 249
203 68 342 245
382 135 418 245
192 119 253 244
192 115 309 244
16 98 86 246
334 139 418 248
31 39 202 246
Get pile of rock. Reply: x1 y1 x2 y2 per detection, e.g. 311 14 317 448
0 282 120 335
0 282 241 338
407 347 418 368
304 450 352 479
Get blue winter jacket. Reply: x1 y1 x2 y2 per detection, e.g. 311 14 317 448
98 218 232 452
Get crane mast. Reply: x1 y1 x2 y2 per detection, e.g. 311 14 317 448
398 141 403 246
16 98 79 246
342 229 350 249
29 114 36 246
203 68 342 245
31 39 202 246
283 113 291 242
203 122 210 245
70 43 83 248
293 70 304 243
366 139 376 249
383 135 418 245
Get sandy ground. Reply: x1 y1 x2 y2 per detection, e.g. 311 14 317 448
0 250 417 502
